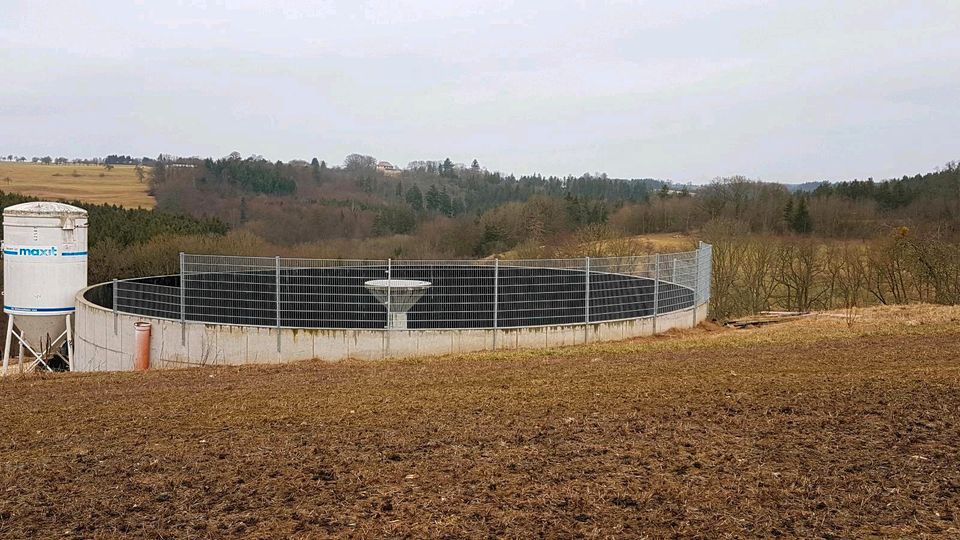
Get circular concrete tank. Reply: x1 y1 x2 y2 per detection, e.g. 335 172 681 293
73 248 712 371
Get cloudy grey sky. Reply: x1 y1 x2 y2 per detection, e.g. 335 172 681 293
2 1 958 182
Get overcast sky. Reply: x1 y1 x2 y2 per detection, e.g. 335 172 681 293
2 1 958 183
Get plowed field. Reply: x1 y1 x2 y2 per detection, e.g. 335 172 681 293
1 306 959 538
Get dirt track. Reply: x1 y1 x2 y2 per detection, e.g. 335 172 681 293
1 312 959 538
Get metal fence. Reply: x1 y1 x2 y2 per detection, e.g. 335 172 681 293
112 243 712 333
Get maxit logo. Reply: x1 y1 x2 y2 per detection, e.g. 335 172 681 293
20 247 58 256
2 246 60 256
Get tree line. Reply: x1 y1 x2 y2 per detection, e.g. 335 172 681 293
0 154 157 166
615 164 960 239
706 223 960 320
148 152 665 246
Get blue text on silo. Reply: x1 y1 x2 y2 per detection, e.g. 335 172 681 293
18 247 58 256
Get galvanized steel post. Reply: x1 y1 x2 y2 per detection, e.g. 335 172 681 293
112 278 118 335
65 313 74 372
275 255 281 353
386 258 392 330
584 256 591 343
692 244 701 327
179 252 186 346
492 258 499 350
652 253 660 334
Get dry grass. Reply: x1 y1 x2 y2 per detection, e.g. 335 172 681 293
0 304 958 538
574 232 697 257
0 162 154 208
620 232 697 252
500 232 697 259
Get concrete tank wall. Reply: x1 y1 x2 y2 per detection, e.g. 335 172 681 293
74 286 709 372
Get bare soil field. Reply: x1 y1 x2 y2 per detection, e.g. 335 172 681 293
1 305 959 538
0 162 154 208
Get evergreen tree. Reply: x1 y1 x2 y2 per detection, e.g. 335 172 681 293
451 197 465 216
440 158 456 178
438 187 453 216
565 192 584 225
425 185 440 210
783 197 794 228
791 197 813 234
405 185 424 211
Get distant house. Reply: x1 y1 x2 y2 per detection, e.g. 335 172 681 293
377 161 401 176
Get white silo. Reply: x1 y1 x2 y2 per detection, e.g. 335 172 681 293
2 202 88 374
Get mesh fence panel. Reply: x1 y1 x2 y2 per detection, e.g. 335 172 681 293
108 245 712 330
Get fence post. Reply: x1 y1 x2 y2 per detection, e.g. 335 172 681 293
584 257 591 343
692 245 701 327
652 253 660 334
492 258 499 350
699 242 709 319
112 278 118 335
386 258 392 330
179 252 185 346
275 255 281 353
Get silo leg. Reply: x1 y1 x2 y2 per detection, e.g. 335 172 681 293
65 314 74 372
2 316 12 376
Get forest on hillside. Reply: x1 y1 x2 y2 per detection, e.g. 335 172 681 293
149 153 959 252
149 153 661 252
2 153 958 322
144 154 960 320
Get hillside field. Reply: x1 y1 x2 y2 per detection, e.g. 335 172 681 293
0 162 154 208
1 305 958 538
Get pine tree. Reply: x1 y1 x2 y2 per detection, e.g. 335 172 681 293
438 187 453 216
405 185 424 211
425 185 440 211
783 198 794 228
440 158 456 178
791 197 812 234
